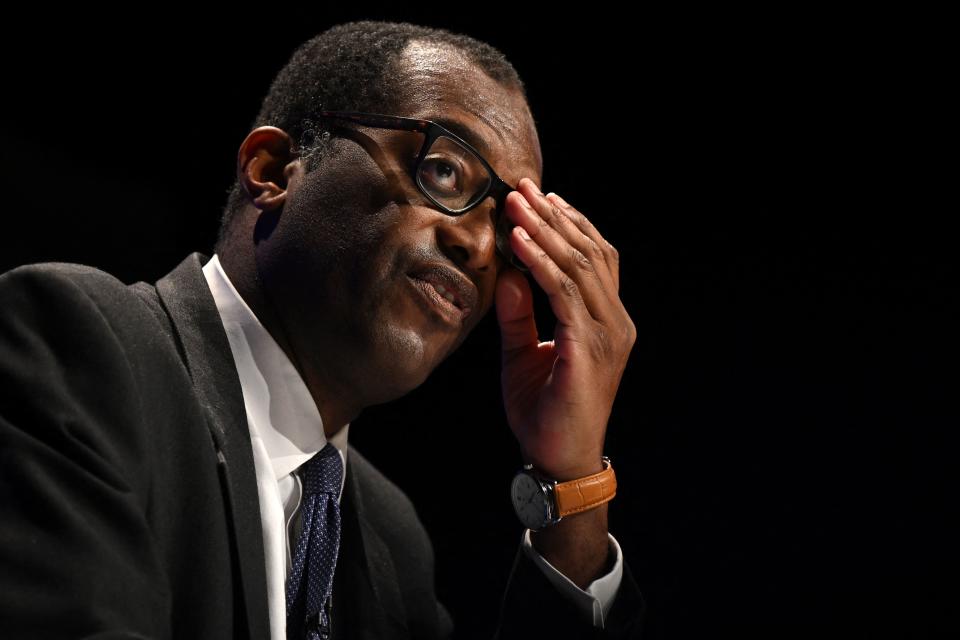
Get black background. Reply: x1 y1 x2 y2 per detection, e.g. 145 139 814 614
1 7 954 638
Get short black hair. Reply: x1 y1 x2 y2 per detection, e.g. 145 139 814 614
215 20 527 252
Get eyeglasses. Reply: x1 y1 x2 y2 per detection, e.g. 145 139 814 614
310 110 528 272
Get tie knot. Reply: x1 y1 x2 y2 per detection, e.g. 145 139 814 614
301 442 343 498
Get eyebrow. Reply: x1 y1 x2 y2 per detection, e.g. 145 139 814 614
429 116 493 157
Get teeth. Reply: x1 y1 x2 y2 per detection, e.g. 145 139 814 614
419 278 460 309
427 281 457 306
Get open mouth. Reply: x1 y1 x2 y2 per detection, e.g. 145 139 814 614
407 275 470 326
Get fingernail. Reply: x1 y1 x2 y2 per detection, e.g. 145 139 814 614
517 226 531 241
546 192 567 207
517 193 533 209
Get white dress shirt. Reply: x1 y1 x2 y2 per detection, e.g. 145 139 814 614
201 253 624 634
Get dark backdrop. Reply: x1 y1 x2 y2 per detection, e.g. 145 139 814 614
2 8 953 638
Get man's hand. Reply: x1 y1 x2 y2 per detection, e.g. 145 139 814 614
495 177 636 482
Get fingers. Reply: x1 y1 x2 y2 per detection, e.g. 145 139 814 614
507 215 590 329
544 192 620 294
505 178 619 324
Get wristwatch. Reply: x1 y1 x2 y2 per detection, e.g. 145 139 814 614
510 456 616 531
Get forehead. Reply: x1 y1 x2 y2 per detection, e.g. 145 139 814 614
394 40 543 188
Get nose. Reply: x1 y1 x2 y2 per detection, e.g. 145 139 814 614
434 198 500 274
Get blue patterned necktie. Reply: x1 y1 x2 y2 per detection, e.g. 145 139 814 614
286 442 343 640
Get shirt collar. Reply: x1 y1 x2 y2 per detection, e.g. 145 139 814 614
201 253 349 481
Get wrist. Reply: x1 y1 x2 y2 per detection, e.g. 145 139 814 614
529 502 610 589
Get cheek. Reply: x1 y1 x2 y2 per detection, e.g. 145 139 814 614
270 155 402 276
256 202 404 340
288 164 390 250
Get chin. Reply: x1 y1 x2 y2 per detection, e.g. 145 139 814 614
364 360 434 406
365 326 446 400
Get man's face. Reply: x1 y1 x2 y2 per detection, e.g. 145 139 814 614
253 41 543 406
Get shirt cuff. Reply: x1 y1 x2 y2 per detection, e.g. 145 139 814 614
520 528 624 629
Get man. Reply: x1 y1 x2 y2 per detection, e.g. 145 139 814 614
0 20 644 639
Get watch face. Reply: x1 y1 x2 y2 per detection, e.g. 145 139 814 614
511 472 551 530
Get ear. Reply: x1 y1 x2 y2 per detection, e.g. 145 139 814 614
237 126 298 212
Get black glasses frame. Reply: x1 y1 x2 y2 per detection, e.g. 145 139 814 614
312 110 527 271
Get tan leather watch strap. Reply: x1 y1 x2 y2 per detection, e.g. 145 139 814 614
553 457 617 517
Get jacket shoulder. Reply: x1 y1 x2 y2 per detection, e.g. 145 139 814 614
0 261 175 346
1 261 150 316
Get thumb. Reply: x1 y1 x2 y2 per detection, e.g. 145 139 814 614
495 268 538 353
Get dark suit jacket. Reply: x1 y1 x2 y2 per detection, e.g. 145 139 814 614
0 252 645 639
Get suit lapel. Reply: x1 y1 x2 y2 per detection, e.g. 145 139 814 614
154 252 270 640
332 451 410 640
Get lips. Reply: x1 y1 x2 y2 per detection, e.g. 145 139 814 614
407 263 478 325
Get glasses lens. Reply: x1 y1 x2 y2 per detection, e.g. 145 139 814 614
417 135 492 213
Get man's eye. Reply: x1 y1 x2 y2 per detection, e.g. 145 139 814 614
420 155 464 196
